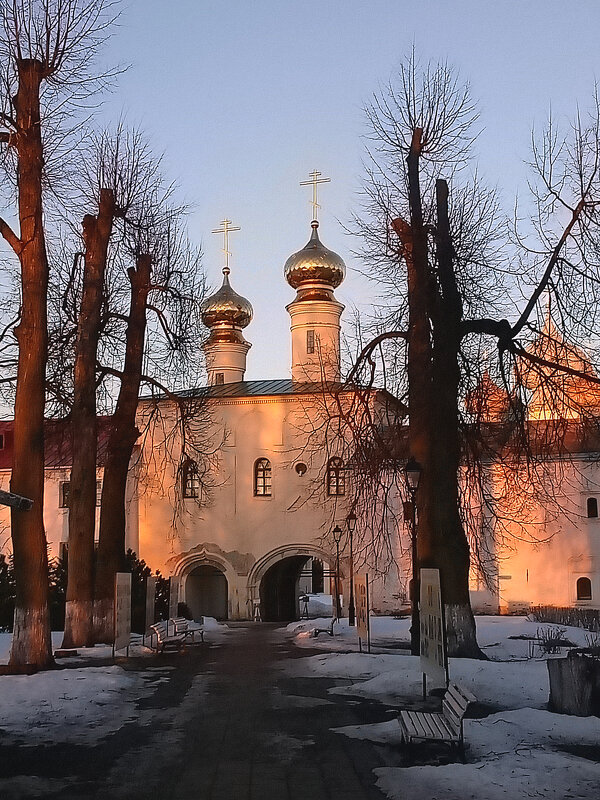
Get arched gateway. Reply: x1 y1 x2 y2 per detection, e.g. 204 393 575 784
169 544 337 622
248 544 337 622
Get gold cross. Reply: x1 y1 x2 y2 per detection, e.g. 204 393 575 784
212 218 241 269
300 169 331 221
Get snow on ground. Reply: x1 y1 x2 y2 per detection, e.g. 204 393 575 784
0 664 158 745
285 615 600 799
0 617 228 747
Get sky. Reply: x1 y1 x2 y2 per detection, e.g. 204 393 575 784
10 0 600 381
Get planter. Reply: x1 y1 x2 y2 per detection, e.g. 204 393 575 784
547 650 600 716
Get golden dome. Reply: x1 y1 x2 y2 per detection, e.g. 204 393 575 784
284 221 346 290
200 267 253 330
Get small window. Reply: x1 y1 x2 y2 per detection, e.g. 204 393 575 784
182 459 200 499
96 480 102 507
254 458 272 497
576 576 592 601
215 372 225 385
306 329 315 355
327 457 345 496
0 434 4 449
59 481 70 508
587 497 598 518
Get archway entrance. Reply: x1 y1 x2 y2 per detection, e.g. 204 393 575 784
260 555 311 622
186 564 228 620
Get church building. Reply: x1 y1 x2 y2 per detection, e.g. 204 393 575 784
1 186 600 621
132 208 407 621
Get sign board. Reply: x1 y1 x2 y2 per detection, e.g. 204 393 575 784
145 575 156 633
355 573 370 652
169 575 181 619
419 568 447 685
0 488 33 511
114 572 132 653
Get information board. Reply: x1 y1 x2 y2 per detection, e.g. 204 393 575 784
419 568 447 685
114 572 132 653
169 575 181 619
145 575 156 633
355 573 370 652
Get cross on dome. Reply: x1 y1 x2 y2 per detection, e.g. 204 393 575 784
299 169 331 221
212 218 241 270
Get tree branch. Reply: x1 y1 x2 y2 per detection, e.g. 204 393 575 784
345 330 407 386
514 344 600 386
511 199 586 337
0 217 23 255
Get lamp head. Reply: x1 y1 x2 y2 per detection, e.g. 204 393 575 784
404 456 423 493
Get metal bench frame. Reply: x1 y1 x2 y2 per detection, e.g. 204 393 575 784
149 621 186 652
170 616 205 644
399 682 476 756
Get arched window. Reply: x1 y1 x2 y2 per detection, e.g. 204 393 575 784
182 459 200 499
327 457 345 496
587 497 598 518
576 577 592 601
254 458 272 497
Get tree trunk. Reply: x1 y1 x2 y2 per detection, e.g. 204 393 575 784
393 128 436 655
394 144 482 659
432 180 481 658
8 59 53 669
62 190 115 649
93 255 151 643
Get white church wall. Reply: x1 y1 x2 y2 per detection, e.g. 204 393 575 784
468 457 600 611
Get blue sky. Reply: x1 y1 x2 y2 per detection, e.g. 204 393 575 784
56 2 600 378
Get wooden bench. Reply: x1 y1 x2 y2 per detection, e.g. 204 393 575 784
399 683 476 756
149 620 186 652
312 618 337 637
170 616 205 644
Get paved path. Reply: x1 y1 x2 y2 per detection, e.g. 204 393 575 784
3 624 405 799
154 624 400 800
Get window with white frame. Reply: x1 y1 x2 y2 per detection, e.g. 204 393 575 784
59 481 70 508
182 459 200 499
327 457 345 496
254 458 272 497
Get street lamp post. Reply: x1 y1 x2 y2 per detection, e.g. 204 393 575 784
403 456 423 657
332 524 343 620
347 511 357 626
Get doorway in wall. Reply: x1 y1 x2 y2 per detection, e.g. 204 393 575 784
186 564 228 620
260 555 317 622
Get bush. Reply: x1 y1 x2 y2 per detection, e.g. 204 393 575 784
124 549 169 633
48 553 67 630
0 553 15 631
530 605 600 633
1 547 169 634
536 625 576 654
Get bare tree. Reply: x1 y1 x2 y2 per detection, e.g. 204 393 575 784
61 187 115 649
61 126 166 648
87 152 207 643
0 0 118 668
331 56 600 658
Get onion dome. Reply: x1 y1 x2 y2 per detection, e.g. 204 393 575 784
200 267 253 331
465 371 511 422
284 221 346 291
520 313 596 389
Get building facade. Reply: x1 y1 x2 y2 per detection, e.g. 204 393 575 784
1 221 600 620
